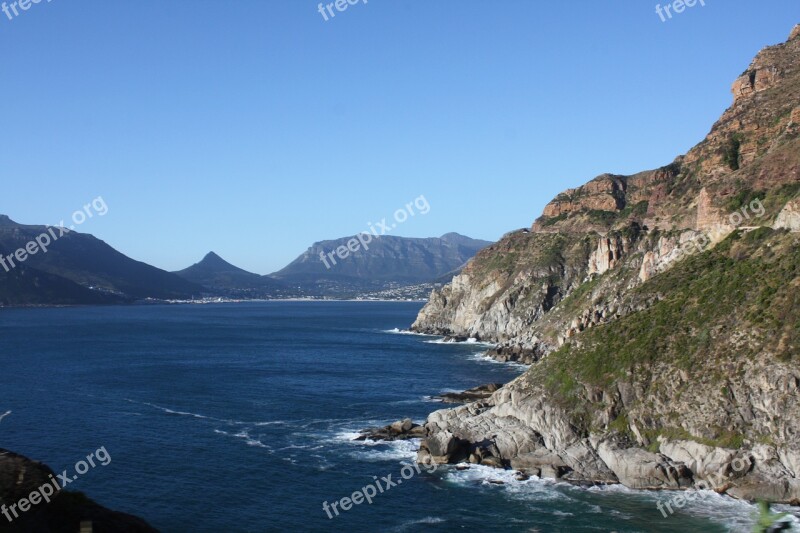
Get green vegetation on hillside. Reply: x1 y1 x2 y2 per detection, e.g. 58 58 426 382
538 228 799 434
722 134 743 170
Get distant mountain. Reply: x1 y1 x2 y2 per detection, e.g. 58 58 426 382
0 214 492 304
0 215 202 305
0 264 124 306
174 252 286 298
272 233 493 294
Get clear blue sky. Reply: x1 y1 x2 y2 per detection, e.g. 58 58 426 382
1 1 797 273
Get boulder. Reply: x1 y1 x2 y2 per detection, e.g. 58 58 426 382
510 449 567 471
597 440 693 489
356 418 426 442
480 456 505 468
434 383 504 404
417 431 470 464
390 418 414 433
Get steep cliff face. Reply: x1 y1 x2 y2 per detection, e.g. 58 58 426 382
414 25 800 349
412 25 800 502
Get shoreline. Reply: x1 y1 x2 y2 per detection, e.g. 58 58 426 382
0 298 430 311
378 327 800 515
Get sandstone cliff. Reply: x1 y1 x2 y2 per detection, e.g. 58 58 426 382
412 25 800 503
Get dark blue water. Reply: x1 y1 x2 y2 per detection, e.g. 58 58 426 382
0 302 775 532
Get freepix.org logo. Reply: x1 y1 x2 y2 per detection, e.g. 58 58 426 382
317 0 368 22
0 197 109 274
1 0 53 22
655 0 706 22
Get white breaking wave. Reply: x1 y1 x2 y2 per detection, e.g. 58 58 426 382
390 517 446 532
129 399 289 428
213 429 272 450
424 337 495 345
348 439 420 462
382 328 436 336
467 352 529 370
441 464 571 503
441 462 796 532
334 428 421 461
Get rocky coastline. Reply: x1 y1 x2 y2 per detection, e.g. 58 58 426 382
361 25 800 509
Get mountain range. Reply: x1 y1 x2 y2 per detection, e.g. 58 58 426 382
268 232 491 296
0 217 491 305
0 215 201 306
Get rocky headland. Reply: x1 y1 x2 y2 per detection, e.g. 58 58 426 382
403 25 800 504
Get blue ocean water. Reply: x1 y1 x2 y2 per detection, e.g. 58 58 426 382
0 302 787 532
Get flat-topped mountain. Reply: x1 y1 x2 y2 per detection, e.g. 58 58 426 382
273 233 492 288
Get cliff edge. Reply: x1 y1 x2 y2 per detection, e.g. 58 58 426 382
411 24 800 503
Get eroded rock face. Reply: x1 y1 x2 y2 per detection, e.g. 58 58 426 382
658 440 735 480
588 235 628 275
774 198 800 231
731 24 799 106
596 441 694 490
541 175 627 218
416 356 800 502
733 67 783 103
638 230 708 283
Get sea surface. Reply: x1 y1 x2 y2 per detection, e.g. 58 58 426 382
0 302 795 532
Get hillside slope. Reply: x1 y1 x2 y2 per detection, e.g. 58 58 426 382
272 233 492 294
0 216 202 303
412 25 800 503
174 252 286 298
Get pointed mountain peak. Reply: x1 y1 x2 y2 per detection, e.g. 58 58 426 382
174 251 272 289
196 251 245 270
791 24 800 41
201 251 229 266
179 252 258 277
